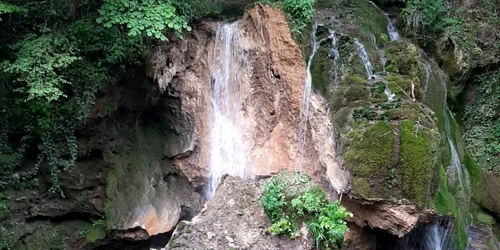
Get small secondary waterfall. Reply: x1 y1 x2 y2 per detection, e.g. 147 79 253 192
329 30 342 91
298 24 337 158
206 22 248 198
385 13 400 41
420 61 432 102
423 221 452 250
440 73 471 197
298 24 320 158
354 39 374 79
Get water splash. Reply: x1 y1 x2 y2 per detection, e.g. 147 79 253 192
206 22 248 198
384 86 396 102
385 13 400 41
354 39 374 79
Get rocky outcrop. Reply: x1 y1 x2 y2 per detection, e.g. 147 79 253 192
166 175 314 250
146 4 346 190
341 197 440 238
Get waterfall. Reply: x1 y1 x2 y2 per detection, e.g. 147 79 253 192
206 22 248 198
385 13 400 41
329 30 342 91
420 62 432 102
423 221 452 250
384 87 396 102
298 24 319 158
440 73 470 196
354 39 374 79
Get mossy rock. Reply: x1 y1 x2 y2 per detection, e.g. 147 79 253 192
345 75 367 85
385 42 420 79
345 85 369 103
311 44 334 96
400 120 440 205
86 225 106 243
15 224 68 250
344 121 394 199
387 74 414 97
344 119 441 204
431 166 468 249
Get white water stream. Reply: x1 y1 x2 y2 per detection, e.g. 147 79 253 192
423 220 452 250
385 13 400 41
206 22 248 198
354 39 374 79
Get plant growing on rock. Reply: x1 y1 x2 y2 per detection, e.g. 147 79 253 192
260 170 352 249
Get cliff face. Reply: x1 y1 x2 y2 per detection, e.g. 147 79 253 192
146 3 347 191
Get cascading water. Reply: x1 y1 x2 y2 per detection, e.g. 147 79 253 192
440 73 471 196
420 61 432 102
298 23 320 158
423 220 452 250
354 39 374 79
329 30 342 91
206 22 248 198
298 24 336 158
385 13 400 41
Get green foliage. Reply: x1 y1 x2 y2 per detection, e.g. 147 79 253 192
353 106 376 120
260 178 285 222
0 0 220 194
0 2 26 21
463 70 500 172
344 75 366 85
401 0 448 41
96 0 192 41
263 0 315 38
260 170 351 249
2 33 80 102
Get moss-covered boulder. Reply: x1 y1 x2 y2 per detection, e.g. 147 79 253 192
343 119 440 205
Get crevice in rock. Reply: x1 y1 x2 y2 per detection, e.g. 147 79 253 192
25 212 99 223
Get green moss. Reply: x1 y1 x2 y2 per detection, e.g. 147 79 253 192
85 225 106 243
384 42 420 82
378 33 388 47
432 166 468 249
330 85 345 111
351 0 388 41
345 75 367 85
345 85 369 103
345 121 394 199
476 212 495 226
387 74 412 96
311 44 333 96
400 120 440 205
464 152 487 203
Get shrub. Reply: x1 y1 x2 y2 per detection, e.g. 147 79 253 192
262 0 315 38
260 170 352 249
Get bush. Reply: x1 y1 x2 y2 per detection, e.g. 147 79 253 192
262 0 315 38
260 170 352 249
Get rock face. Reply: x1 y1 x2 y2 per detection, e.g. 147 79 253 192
147 4 347 191
166 175 314 250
